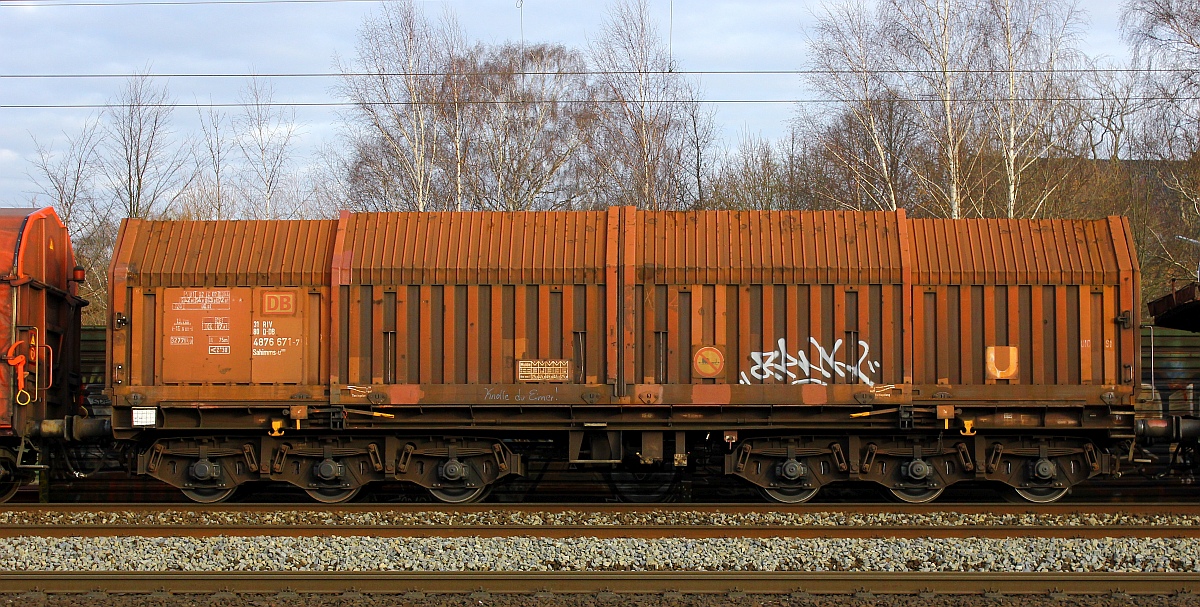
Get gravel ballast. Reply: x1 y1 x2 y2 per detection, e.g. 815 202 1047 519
2 508 1196 575
0 535 1197 572
3 594 1197 607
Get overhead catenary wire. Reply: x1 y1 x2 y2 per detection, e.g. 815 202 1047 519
0 68 1188 79
1 0 388 6
0 9 1190 110
2 96 1199 110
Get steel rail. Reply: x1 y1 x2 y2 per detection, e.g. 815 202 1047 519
0 524 1195 539
0 571 1196 596
5 502 1200 514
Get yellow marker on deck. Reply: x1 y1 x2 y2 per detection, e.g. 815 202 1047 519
345 409 395 419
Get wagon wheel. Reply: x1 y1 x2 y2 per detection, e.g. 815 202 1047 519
0 456 22 503
607 469 680 503
180 487 236 504
0 480 21 503
759 486 820 504
305 487 362 504
428 485 490 504
888 486 944 503
1013 487 1069 503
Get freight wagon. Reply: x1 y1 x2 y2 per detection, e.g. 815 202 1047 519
0 207 91 500
1142 327 1200 416
87 208 1141 504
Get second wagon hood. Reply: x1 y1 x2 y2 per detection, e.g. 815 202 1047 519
1149 282 1200 332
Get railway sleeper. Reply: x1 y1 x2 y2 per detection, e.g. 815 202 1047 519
725 434 1118 504
136 435 522 504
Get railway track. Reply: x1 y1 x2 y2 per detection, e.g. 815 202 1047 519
0 505 1196 600
0 524 1192 538
0 571 1197 596
4 501 1200 514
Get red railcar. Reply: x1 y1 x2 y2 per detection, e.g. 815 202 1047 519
0 207 90 499
103 208 1141 503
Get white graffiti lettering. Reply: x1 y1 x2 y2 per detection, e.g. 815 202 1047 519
739 337 881 387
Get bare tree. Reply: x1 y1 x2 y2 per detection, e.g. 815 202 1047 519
980 0 1086 218
337 0 453 211
29 117 101 230
793 98 922 212
306 140 355 217
1077 56 1149 162
883 0 987 218
773 124 821 210
235 77 302 219
177 103 237 220
806 0 988 217
808 0 909 211
100 72 195 219
1123 0 1200 155
27 117 110 322
463 43 598 211
343 125 437 213
589 0 700 210
1124 0 1200 205
708 132 786 210
1123 0 1200 81
1123 0 1200 279
432 10 473 212
680 100 717 208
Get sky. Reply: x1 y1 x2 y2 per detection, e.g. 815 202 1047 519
0 0 1128 208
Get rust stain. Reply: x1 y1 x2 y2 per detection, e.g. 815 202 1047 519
384 384 422 404
690 384 731 405
800 384 828 405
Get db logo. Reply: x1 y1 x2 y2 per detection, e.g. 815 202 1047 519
262 291 296 315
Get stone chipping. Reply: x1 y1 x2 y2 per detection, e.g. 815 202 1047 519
0 535 1197 573
0 508 1196 576
5 594 1200 607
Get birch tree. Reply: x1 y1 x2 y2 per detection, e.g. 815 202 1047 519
464 43 597 211
980 0 1086 218
793 100 921 212
589 0 702 210
430 11 473 212
808 0 909 211
884 0 986 218
337 0 452 211
1123 0 1200 220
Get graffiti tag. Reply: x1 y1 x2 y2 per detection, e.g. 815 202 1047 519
739 337 881 386
482 386 560 402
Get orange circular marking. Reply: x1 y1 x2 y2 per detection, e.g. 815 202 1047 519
693 346 725 379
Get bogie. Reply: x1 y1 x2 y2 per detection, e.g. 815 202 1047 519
135 435 519 504
726 434 1110 502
